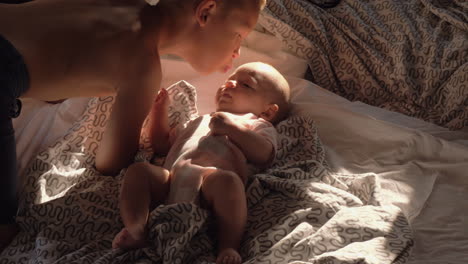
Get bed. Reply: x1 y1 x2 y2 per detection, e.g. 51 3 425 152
1 0 467 263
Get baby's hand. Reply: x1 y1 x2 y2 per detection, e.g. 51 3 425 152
209 112 239 136
152 88 170 112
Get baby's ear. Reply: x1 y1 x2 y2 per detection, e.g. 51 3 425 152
195 0 217 27
260 104 279 122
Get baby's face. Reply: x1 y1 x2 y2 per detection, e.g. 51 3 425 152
215 63 279 116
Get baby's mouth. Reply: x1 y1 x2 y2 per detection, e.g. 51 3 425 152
221 93 232 99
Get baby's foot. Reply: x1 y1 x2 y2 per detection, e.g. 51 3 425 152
216 248 242 264
112 228 146 250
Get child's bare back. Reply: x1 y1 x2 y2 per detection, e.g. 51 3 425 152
0 0 148 100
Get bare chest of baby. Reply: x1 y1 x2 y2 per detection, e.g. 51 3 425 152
164 115 248 176
163 115 250 204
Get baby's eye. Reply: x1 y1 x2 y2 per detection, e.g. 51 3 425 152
241 82 252 89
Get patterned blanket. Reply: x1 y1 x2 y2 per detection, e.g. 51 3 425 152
259 0 468 130
1 81 413 264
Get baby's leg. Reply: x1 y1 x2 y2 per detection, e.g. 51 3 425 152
201 170 247 264
113 162 170 249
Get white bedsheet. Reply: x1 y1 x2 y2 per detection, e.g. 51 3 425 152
13 97 90 183
289 81 468 263
12 30 468 263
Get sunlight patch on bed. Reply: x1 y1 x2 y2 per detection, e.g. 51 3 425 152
37 163 86 204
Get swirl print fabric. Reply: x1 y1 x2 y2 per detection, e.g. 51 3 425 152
259 0 468 130
0 81 413 263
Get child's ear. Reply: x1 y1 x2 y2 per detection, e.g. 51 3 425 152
195 0 217 27
260 104 279 122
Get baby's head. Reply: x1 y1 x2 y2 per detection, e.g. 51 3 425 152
215 62 290 124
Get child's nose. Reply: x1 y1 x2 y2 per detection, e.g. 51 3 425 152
232 46 241 59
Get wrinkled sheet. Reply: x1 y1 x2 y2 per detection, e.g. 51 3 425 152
289 78 468 263
259 0 468 130
0 81 413 264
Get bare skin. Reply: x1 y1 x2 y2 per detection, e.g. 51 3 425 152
201 169 247 264
0 0 152 251
112 228 145 250
112 162 170 250
0 0 145 100
0 0 258 175
113 160 247 264
0 0 163 178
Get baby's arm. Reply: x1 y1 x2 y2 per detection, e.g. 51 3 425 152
209 113 274 166
148 88 171 155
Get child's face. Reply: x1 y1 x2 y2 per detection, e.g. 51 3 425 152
188 3 260 74
215 63 279 116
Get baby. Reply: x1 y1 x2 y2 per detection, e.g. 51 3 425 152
112 62 290 264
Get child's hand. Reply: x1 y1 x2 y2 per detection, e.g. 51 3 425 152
209 112 239 136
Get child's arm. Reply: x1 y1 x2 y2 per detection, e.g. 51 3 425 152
148 88 171 156
209 112 274 166
95 51 162 175
95 52 162 176
95 89 153 176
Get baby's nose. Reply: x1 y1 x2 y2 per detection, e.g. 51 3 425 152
225 80 237 88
